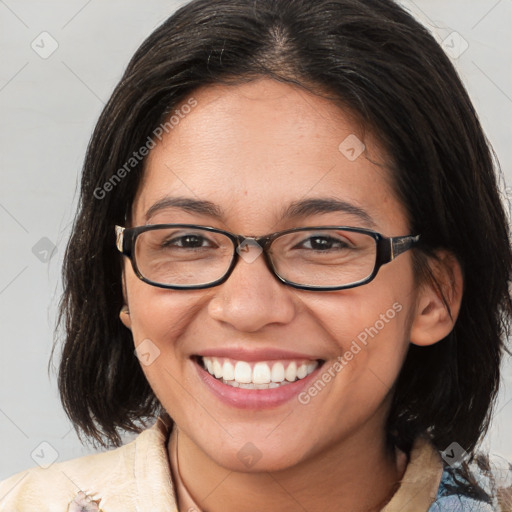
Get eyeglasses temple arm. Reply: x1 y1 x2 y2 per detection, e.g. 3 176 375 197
389 234 421 260
115 225 125 253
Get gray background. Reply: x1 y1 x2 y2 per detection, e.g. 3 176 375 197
0 0 511 480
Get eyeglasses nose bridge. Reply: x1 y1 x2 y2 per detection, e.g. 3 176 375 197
230 235 277 276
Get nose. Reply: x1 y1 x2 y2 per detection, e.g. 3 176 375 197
207 243 297 332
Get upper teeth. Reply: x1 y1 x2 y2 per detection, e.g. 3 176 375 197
201 356 319 385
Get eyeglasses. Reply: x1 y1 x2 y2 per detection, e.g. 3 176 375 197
115 224 420 291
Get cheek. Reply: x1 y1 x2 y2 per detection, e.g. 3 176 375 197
123 276 205 411
311 287 411 350
123 271 207 398
308 266 415 386
124 268 199 342
297 292 412 439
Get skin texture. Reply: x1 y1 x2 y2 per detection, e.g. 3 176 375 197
120 79 463 512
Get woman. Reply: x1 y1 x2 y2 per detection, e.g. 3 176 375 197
1 0 511 510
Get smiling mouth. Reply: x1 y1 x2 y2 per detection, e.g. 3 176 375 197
194 355 325 390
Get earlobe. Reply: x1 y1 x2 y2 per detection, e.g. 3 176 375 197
409 251 463 347
120 305 132 330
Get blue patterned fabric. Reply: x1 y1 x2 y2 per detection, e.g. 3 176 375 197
428 463 498 511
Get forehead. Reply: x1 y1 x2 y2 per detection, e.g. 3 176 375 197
132 79 408 234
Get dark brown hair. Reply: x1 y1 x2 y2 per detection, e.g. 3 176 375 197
53 0 511 474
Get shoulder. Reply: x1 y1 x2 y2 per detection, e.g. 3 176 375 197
0 415 177 512
383 435 509 512
0 441 136 511
428 453 509 512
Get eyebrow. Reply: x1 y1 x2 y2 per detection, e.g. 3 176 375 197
145 196 223 222
145 196 376 228
281 198 376 228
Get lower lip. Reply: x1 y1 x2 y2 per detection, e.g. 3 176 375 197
192 357 325 410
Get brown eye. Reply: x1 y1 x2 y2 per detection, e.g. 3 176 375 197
294 235 352 251
162 234 213 249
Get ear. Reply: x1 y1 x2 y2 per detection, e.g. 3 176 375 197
119 272 132 330
410 250 463 347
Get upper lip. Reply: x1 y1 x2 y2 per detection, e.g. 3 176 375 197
194 347 323 362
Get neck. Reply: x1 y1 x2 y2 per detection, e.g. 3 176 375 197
168 420 406 512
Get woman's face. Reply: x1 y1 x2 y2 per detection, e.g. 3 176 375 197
122 78 420 471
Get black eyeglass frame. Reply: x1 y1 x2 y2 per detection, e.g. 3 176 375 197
115 224 420 292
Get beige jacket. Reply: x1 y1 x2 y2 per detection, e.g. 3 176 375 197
0 415 452 512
